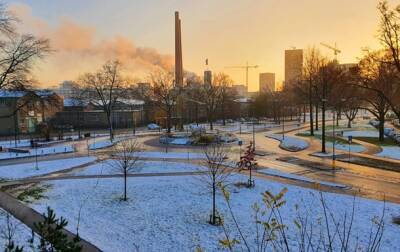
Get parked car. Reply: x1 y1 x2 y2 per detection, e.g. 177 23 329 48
147 123 161 130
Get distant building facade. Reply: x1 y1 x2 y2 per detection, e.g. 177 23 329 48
204 70 212 85
285 49 303 86
232 84 247 97
0 90 63 136
259 72 275 93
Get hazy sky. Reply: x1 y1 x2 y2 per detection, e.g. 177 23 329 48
4 0 391 91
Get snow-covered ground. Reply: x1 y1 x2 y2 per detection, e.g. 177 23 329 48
75 160 206 176
0 145 74 160
29 175 400 251
89 139 115 150
325 141 366 153
0 208 33 248
375 146 400 160
257 168 347 188
0 157 97 179
0 139 31 148
130 151 206 159
343 130 380 138
266 133 309 151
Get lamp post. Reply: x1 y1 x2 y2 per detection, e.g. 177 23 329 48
332 110 336 169
252 119 256 151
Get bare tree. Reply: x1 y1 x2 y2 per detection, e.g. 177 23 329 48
215 73 234 126
110 139 142 201
358 51 395 141
149 70 180 133
79 60 126 141
200 143 231 225
201 74 222 130
0 4 51 91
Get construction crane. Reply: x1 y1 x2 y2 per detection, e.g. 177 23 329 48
320 42 341 58
225 61 258 90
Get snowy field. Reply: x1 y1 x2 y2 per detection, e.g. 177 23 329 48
129 151 206 159
89 139 116 150
0 139 31 148
325 141 366 153
75 160 206 176
0 145 74 160
0 156 97 179
266 133 309 151
258 168 347 188
29 175 400 251
343 130 380 138
0 208 33 248
375 146 400 160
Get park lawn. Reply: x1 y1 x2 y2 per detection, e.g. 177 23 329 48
353 136 398 146
27 174 400 252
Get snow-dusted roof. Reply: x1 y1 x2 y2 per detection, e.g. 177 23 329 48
0 90 27 98
234 97 253 103
64 98 88 107
92 99 145 106
118 99 145 105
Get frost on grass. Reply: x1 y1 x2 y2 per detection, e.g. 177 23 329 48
28 175 400 252
0 157 97 179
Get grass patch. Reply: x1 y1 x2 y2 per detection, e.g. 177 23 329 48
296 133 353 145
353 136 398 146
17 185 50 203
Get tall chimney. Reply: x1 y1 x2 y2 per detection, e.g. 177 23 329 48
175 11 183 87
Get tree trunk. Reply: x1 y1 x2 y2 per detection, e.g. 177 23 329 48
347 119 351 128
378 116 385 142
124 169 127 201
212 180 216 224
107 111 114 141
222 102 226 126
315 103 319 131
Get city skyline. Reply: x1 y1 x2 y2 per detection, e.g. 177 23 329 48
4 0 391 91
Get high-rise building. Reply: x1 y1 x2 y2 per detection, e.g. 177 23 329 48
284 49 303 86
259 73 275 93
175 11 183 87
204 70 212 86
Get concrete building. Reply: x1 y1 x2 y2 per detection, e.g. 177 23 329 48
285 49 303 86
259 72 275 93
204 70 212 85
56 81 79 99
232 84 247 97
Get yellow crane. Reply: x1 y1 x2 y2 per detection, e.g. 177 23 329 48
320 42 341 58
225 61 258 90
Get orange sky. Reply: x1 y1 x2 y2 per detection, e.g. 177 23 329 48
6 0 391 91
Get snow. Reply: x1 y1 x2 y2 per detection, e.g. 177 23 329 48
0 139 31 148
169 138 191 145
325 141 366 153
0 156 97 179
29 175 400 251
130 151 206 159
89 140 115 150
266 133 309 151
343 130 380 138
75 160 206 176
0 208 34 248
257 168 347 188
0 145 74 160
375 146 400 160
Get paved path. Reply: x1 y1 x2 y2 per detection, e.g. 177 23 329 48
0 190 101 252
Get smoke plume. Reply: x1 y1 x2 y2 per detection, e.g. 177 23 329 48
8 3 174 86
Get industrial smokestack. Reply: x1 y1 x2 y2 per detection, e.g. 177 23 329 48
175 11 183 87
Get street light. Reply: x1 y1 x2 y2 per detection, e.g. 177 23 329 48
252 119 256 151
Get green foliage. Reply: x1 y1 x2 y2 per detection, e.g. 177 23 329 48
4 241 24 252
17 186 48 203
33 207 82 252
195 134 215 145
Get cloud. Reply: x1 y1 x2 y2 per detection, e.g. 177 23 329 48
8 3 174 86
